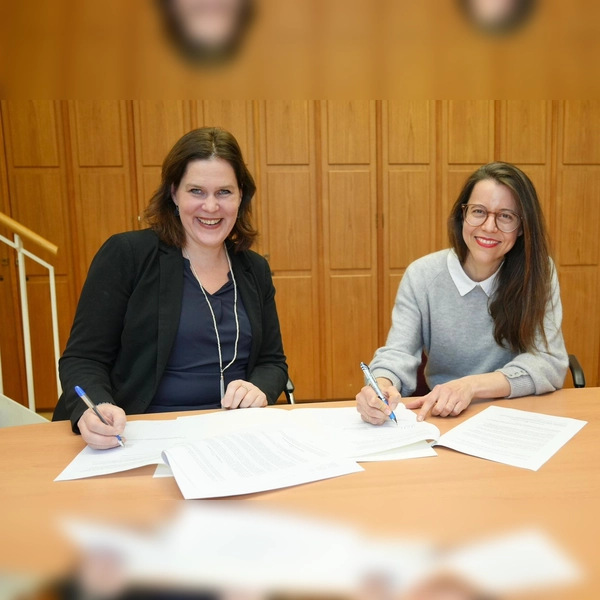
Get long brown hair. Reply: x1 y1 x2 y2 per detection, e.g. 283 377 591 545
144 127 258 252
448 162 552 353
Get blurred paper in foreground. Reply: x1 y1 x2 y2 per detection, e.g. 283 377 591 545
52 504 582 599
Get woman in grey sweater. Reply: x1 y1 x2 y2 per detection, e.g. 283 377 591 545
357 162 568 424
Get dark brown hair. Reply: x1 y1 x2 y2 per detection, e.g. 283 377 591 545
448 162 552 353
144 127 257 252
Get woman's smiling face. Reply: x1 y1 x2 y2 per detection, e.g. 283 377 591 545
172 157 241 253
462 179 522 281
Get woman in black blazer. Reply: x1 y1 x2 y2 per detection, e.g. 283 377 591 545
53 128 288 449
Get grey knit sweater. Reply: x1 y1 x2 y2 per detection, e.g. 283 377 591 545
370 249 568 398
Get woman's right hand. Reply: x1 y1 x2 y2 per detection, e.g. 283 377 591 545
78 404 127 450
356 378 402 425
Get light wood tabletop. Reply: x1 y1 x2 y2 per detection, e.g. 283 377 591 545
1 388 599 598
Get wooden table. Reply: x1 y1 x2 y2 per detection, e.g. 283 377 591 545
1 388 599 598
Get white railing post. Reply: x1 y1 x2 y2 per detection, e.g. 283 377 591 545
0 216 60 412
48 264 62 396
14 234 37 412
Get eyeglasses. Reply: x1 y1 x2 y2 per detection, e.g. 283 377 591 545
461 204 521 233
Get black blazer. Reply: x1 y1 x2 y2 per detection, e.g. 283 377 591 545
53 229 288 430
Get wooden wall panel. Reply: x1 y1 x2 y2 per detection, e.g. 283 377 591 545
0 271 25 401
77 173 131 268
5 101 60 167
134 101 191 223
557 170 600 266
0 115 26 403
258 101 319 400
558 101 600 384
137 101 189 167
382 102 437 343
271 276 319 400
516 164 551 236
142 169 162 211
563 101 600 165
73 101 125 167
26 277 72 410
69 101 135 284
2 99 600 410
388 171 432 270
499 101 553 241
388 101 431 165
11 171 68 274
329 275 377 398
444 170 472 219
559 267 599 387
265 101 309 165
202 101 251 159
447 100 494 165
266 172 312 272
328 171 372 270
0 101 75 410
327 101 371 165
322 101 377 398
501 101 548 165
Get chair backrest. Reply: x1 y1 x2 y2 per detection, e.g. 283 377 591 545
0 393 49 427
413 352 430 397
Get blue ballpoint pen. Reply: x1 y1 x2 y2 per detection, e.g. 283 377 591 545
74 386 124 446
360 362 398 425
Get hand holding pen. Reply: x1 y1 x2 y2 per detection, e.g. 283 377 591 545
357 363 401 426
75 386 127 450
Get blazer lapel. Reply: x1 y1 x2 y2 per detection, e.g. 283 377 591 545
231 252 262 374
156 244 184 383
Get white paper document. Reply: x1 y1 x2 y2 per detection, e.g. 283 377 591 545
356 440 437 462
55 420 186 481
58 406 439 485
287 407 439 461
434 406 587 471
152 407 437 478
162 425 364 499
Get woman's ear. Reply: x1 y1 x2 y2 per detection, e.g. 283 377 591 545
170 183 177 204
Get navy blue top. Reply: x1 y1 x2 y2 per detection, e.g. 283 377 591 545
148 258 252 412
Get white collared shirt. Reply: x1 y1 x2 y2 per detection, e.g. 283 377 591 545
447 249 500 297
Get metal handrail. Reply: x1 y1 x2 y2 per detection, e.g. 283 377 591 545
0 211 61 411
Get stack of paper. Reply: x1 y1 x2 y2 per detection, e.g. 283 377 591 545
55 406 440 498
55 405 586 499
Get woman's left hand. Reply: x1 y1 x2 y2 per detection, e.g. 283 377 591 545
404 378 475 421
404 372 511 421
222 380 267 409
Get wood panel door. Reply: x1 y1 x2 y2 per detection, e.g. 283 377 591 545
381 101 438 338
67 101 138 288
133 101 192 224
321 101 378 399
0 101 75 410
556 101 600 387
0 110 27 404
257 101 321 400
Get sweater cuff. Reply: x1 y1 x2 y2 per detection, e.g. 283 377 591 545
370 368 402 392
497 367 536 398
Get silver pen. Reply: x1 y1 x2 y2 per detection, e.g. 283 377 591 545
360 362 398 425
